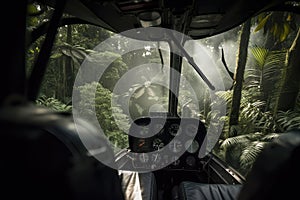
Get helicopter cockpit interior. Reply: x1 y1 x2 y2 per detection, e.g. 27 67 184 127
1 0 300 200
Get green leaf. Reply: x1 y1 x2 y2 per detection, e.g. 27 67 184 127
61 48 72 57
50 52 62 59
27 4 39 15
71 49 87 60
250 46 269 69
254 13 271 32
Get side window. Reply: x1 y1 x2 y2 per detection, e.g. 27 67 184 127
179 11 300 176
208 11 300 176
27 18 131 149
27 10 171 151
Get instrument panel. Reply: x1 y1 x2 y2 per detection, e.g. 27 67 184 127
128 117 207 170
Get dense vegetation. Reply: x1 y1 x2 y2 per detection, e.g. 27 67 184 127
209 12 300 175
27 4 300 175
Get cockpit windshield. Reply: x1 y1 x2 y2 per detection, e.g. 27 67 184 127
30 7 300 176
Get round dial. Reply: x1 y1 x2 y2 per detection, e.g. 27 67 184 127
151 153 161 163
186 155 196 167
139 153 149 163
185 140 199 154
153 138 164 150
168 139 183 153
171 156 180 166
139 126 149 136
168 123 181 136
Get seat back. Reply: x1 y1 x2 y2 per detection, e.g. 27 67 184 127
0 103 124 200
178 182 242 200
237 129 300 200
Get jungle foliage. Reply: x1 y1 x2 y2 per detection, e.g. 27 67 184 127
27 3 300 176
212 12 300 176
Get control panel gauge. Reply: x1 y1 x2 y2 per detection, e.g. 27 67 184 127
168 123 181 136
186 155 196 167
151 153 161 163
153 138 164 150
138 139 146 148
171 156 180 166
185 140 199 154
139 126 149 136
168 139 183 153
128 117 207 169
139 153 149 163
133 138 152 153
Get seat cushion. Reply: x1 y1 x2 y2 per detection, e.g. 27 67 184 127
179 182 242 200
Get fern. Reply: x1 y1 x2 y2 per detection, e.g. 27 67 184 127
220 135 250 150
277 110 300 131
36 95 72 112
240 141 267 174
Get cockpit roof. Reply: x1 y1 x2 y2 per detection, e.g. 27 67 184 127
37 0 300 39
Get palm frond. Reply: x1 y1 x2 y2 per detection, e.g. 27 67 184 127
215 90 233 103
295 92 300 112
254 13 272 33
276 110 300 131
132 87 145 99
261 132 281 142
36 95 72 112
220 135 250 150
250 46 269 69
240 141 267 170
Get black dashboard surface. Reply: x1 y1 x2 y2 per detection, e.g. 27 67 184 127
128 117 207 170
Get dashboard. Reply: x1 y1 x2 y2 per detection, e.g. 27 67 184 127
128 117 207 170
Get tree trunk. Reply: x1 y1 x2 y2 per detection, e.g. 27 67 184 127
229 19 251 130
58 57 66 102
277 27 300 111
65 25 73 99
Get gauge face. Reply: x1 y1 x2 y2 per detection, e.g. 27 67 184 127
151 153 161 163
168 139 183 153
185 123 198 136
138 139 146 148
168 123 181 136
153 138 164 150
171 156 180 166
186 155 196 167
139 126 149 136
139 153 149 163
185 140 199 154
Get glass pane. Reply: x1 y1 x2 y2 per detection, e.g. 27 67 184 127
30 21 171 151
181 11 300 176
